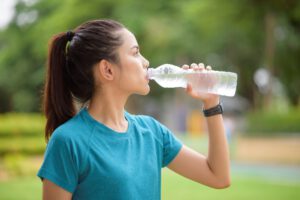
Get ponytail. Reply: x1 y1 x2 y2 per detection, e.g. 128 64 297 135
43 33 75 141
42 19 125 142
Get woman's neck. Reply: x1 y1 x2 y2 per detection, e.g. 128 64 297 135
87 89 129 133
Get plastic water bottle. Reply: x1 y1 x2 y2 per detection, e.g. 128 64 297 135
147 64 238 97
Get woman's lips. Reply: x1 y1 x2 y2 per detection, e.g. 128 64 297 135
145 74 150 81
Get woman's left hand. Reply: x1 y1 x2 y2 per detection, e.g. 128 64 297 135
182 63 220 109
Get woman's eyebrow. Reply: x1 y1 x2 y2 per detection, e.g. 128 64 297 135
131 45 139 50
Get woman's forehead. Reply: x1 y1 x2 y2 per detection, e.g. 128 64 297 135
120 29 138 48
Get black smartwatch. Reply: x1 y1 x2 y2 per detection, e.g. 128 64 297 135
203 103 223 117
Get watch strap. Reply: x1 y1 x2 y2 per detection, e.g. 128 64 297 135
203 103 223 117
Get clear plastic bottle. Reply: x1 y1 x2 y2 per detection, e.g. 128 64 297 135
147 64 238 97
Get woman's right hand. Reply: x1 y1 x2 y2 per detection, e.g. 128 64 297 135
182 63 220 109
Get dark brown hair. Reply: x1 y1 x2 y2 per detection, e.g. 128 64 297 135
43 19 124 141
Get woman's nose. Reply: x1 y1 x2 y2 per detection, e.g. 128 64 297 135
143 57 149 69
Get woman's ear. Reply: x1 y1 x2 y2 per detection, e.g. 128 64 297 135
97 60 114 81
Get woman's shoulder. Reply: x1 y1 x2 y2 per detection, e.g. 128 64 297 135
50 111 93 144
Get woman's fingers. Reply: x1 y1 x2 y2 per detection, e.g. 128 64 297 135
191 63 198 70
186 83 192 92
182 63 213 71
182 64 189 69
198 63 205 70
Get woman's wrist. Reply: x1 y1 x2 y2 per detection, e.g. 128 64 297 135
202 97 220 110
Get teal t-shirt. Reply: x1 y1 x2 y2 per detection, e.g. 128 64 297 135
37 107 182 200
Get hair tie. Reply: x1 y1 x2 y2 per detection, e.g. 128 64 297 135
66 31 75 41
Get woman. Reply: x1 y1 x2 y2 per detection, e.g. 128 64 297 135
38 19 230 200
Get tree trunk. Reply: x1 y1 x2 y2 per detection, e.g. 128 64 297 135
263 10 276 110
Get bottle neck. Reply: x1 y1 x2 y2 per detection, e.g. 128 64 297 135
147 68 156 80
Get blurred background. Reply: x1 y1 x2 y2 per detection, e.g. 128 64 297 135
0 0 300 199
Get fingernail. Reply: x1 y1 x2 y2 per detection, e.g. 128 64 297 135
182 64 189 69
198 63 205 69
191 63 197 68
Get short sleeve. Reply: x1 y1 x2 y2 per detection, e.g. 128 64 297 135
159 123 183 167
37 132 78 193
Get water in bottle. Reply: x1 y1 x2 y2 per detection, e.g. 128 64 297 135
147 64 238 97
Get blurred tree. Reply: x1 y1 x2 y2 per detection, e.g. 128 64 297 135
245 0 300 108
0 0 299 112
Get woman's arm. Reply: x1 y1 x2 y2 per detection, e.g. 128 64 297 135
167 63 230 189
167 112 230 189
43 179 72 200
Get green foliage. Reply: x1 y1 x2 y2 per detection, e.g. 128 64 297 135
2 154 40 176
0 113 45 156
0 113 45 137
0 137 45 156
246 108 300 134
0 0 300 111
0 113 45 179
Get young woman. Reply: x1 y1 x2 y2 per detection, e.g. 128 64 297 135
38 19 230 200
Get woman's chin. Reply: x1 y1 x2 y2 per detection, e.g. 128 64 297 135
137 86 150 95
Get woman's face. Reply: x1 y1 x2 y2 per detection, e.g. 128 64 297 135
114 29 150 95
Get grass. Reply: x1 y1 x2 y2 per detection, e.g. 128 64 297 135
0 176 41 200
162 169 300 200
0 170 299 200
